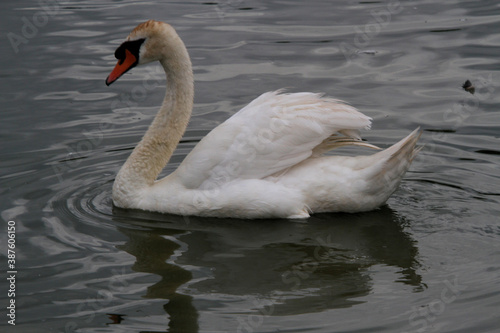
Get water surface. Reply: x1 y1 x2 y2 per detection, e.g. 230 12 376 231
1 1 499 332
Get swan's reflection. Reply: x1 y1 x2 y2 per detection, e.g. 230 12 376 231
116 226 199 333
113 205 422 331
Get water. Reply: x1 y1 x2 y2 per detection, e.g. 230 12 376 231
1 0 499 332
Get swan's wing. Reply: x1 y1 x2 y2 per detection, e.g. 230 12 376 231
175 90 372 189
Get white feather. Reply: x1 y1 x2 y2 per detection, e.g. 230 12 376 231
175 91 372 190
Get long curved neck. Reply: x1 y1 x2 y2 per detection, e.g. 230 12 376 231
113 41 193 202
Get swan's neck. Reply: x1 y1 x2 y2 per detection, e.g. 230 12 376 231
113 44 193 205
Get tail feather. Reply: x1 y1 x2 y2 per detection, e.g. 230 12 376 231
365 127 422 195
383 127 422 166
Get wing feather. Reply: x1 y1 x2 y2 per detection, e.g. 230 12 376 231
174 90 372 189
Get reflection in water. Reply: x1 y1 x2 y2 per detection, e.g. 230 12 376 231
113 205 422 331
117 226 199 333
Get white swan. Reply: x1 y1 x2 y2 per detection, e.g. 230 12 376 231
105 20 421 219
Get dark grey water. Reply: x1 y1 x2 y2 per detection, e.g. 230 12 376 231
1 1 499 332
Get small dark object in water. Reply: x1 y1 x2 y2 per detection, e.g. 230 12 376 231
106 313 126 325
462 80 475 94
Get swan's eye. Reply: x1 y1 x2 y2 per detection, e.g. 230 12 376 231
114 38 146 65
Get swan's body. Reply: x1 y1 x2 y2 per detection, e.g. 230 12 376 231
106 20 421 219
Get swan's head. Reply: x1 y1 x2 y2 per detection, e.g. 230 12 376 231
106 20 182 86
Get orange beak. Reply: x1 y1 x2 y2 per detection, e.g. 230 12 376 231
105 49 138 86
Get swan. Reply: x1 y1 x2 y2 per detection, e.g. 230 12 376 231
105 20 421 219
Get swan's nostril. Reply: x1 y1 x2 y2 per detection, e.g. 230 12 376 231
106 49 138 86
